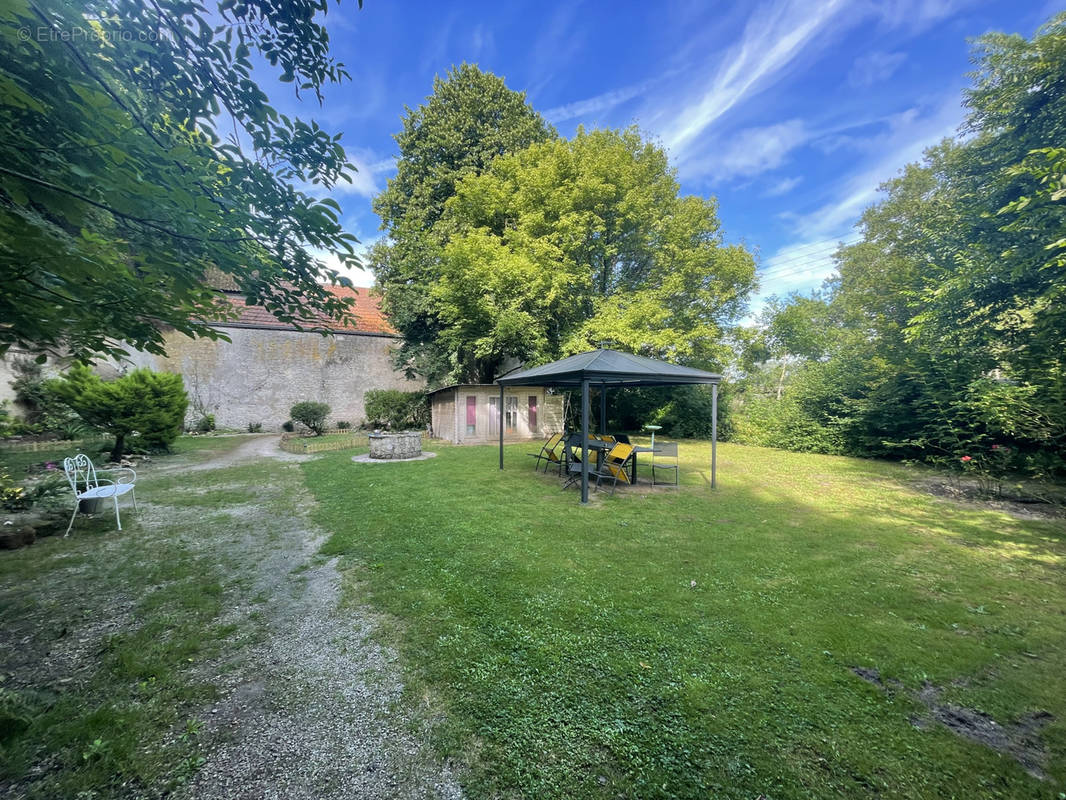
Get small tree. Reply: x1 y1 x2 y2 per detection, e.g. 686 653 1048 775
363 390 428 430
49 365 188 460
290 402 330 436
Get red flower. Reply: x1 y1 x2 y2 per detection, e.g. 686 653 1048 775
991 444 999 450
960 455 973 462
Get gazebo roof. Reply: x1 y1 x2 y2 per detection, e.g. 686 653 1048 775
495 349 721 388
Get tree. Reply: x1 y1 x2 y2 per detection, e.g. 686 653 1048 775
50 365 188 460
732 13 1066 476
369 63 556 381
289 401 330 435
429 127 756 382
0 0 363 361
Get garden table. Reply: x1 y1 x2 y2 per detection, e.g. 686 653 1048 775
629 445 662 484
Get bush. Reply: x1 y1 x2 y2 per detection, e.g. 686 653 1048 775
281 420 295 432
247 421 263 433
336 420 351 430
194 414 215 433
48 365 188 460
9 358 79 433
364 390 428 430
289 401 330 436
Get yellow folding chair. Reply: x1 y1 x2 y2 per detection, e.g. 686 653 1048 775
594 442 635 494
529 433 564 474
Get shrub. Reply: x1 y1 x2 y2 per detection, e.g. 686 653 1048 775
289 401 330 436
48 365 188 460
336 420 351 430
194 414 215 433
247 421 263 433
10 358 78 433
281 420 295 432
364 390 428 430
1 468 28 512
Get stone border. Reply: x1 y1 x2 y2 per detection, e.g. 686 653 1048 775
351 452 437 464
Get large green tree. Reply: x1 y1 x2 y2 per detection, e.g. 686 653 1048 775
733 13 1066 476
0 0 362 361
414 126 756 383
370 63 555 381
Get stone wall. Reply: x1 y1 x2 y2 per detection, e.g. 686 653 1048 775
118 326 424 431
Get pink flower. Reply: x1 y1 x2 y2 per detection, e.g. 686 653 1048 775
991 445 999 450
960 455 973 462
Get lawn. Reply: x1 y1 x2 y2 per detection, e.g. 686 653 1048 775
305 440 1066 799
0 438 296 798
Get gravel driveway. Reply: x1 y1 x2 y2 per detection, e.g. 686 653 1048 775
168 436 463 800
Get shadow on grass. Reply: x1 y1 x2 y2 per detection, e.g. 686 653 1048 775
306 441 1066 800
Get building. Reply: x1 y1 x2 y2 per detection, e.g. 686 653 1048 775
429 384 563 444
111 284 423 431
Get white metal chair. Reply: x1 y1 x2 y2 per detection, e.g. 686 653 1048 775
63 453 137 536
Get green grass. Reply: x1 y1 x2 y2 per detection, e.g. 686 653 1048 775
0 438 286 798
305 440 1066 799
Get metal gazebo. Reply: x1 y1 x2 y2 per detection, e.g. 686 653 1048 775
495 349 722 503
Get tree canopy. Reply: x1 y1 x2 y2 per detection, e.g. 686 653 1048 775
0 0 362 361
732 13 1066 478
431 127 756 382
370 67 756 386
370 63 555 381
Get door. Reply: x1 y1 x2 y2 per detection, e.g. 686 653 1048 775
466 395 477 436
505 396 518 434
528 395 538 435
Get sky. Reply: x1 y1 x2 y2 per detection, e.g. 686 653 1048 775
265 0 1056 314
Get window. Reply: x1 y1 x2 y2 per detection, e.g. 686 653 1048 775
466 396 477 435
528 395 538 433
505 396 518 434
488 397 499 436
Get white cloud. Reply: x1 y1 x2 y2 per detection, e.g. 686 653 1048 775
763 175 803 197
787 93 964 240
659 0 847 159
865 0 976 33
847 50 907 87
683 119 808 181
310 240 378 288
544 81 653 123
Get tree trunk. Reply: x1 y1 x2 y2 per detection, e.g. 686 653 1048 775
776 361 788 401
110 433 125 462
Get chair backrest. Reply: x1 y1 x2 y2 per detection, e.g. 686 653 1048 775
604 442 634 481
657 441 678 459
614 434 631 444
544 432 564 461
63 453 99 495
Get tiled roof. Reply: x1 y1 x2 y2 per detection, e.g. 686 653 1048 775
219 284 396 336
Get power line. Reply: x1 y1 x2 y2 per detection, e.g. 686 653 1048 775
758 236 861 274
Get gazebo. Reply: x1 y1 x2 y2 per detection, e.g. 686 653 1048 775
495 349 722 503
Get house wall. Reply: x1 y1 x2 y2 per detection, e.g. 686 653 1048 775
430 385 563 444
116 326 424 431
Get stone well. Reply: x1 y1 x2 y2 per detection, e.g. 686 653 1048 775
367 431 422 460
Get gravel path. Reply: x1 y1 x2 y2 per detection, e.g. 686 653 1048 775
171 438 463 800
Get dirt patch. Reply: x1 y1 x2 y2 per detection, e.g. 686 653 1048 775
851 666 1054 779
912 478 1066 521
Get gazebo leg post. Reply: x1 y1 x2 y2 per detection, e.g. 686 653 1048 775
581 379 590 504
711 382 718 489
498 384 504 470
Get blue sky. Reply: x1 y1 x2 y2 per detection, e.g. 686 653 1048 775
271 0 1054 312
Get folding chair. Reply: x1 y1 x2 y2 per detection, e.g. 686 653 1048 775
561 434 594 489
528 433 565 473
651 441 679 487
594 442 635 495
